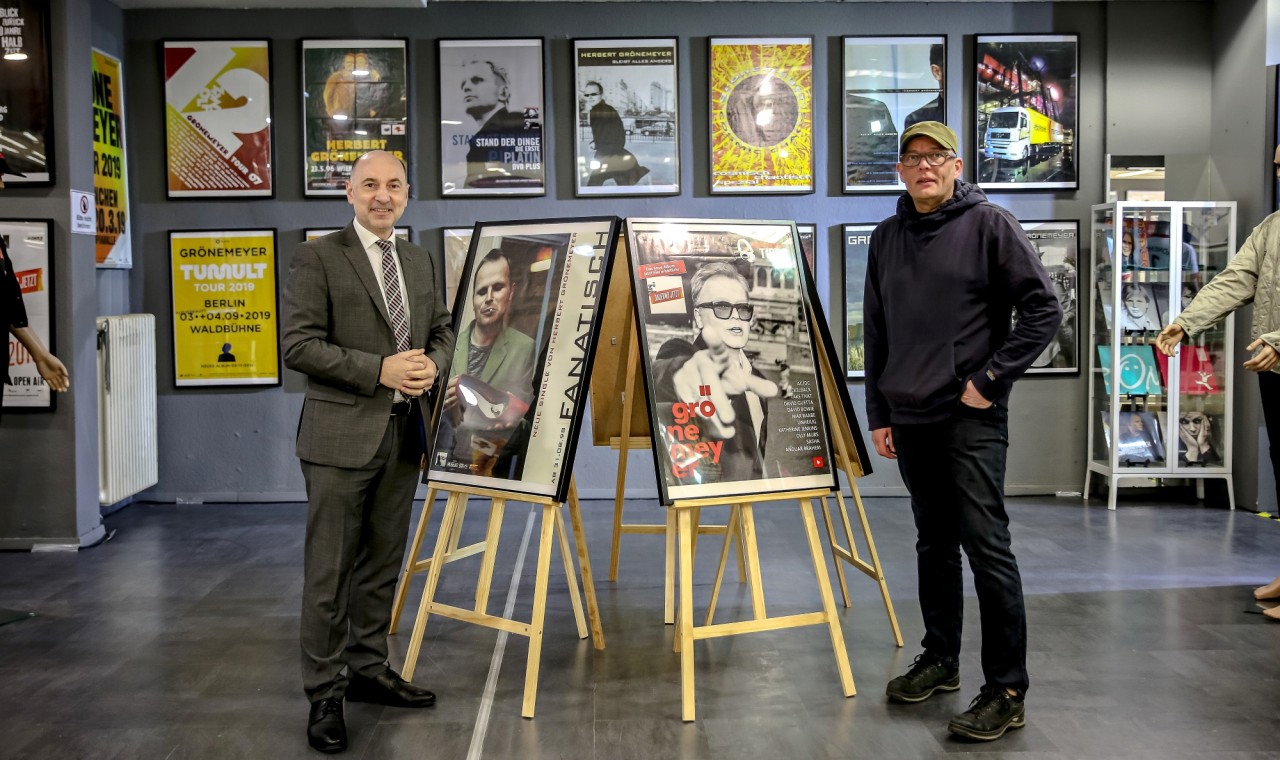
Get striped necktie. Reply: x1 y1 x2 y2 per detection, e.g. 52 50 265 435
375 239 411 352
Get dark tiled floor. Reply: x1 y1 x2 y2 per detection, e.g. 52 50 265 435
2 496 1279 759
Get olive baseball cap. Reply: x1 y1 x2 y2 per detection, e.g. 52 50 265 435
900 121 958 154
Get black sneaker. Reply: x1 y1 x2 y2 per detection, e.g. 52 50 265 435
947 685 1026 741
885 652 960 703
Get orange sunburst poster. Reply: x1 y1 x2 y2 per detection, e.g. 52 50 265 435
709 37 813 194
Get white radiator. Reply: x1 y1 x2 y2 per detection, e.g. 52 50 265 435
97 314 158 505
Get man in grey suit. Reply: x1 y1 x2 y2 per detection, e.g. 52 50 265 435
283 150 454 754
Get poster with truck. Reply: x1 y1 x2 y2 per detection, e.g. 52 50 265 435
974 35 1077 190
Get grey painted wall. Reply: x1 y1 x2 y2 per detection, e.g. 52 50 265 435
118 1 1109 504
0 0 112 547
5 0 1272 526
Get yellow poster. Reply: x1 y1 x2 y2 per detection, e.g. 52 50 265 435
92 49 130 268
709 37 813 193
169 230 279 386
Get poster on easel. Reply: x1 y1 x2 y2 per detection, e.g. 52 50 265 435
93 49 131 268
625 218 836 504
1 219 53 409
163 39 274 198
425 217 620 503
0 0 53 187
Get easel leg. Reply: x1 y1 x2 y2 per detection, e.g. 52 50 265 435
473 498 506 615
664 508 677 625
818 494 851 608
848 485 903 647
390 485 436 635
521 503 558 719
568 482 605 649
799 498 856 697
554 505 589 640
705 505 741 626
677 508 696 722
610 448 628 582
739 504 767 620
403 492 462 680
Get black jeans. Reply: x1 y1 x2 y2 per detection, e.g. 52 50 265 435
1259 372 1280 493
893 403 1029 695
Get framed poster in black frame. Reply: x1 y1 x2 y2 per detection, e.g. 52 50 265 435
0 0 55 187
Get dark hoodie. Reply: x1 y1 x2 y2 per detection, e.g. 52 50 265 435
863 179 1062 429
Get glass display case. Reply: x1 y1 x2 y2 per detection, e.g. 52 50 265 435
1085 201 1237 510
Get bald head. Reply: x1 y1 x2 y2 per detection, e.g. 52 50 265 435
346 150 409 239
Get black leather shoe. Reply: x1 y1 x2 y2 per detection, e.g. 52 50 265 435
307 697 347 754
886 652 960 703
346 669 436 708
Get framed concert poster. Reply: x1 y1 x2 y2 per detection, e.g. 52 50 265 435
841 224 875 379
163 40 274 198
975 34 1078 190
573 38 679 197
1019 220 1079 374
0 219 55 410
441 226 473 311
92 49 131 268
0 0 54 187
425 217 621 503
301 39 408 197
843 36 945 193
438 38 545 197
169 229 280 387
709 37 813 194
625 218 836 504
303 227 409 242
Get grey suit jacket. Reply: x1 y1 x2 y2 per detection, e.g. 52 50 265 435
283 223 455 468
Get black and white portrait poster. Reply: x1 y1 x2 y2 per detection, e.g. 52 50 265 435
842 223 875 379
626 218 835 504
301 39 408 196
439 39 544 196
1019 220 1078 374
426 217 620 502
975 34 1078 190
843 36 945 192
0 0 54 187
573 38 678 196
441 226 473 311
1 219 53 408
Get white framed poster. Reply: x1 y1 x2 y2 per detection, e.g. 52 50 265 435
1 219 54 410
626 218 836 504
438 38 545 197
425 217 620 503
573 38 679 196
163 39 274 198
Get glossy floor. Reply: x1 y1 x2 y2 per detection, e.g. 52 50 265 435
1 495 1278 759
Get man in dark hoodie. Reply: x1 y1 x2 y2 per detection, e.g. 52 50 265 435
864 121 1061 742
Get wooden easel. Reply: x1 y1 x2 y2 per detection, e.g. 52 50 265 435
671 490 855 722
591 246 745 624
807 302 903 647
398 478 603 718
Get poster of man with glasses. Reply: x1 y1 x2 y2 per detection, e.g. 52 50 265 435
626 218 835 504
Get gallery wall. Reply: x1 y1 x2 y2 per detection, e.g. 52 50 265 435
1 0 1271 546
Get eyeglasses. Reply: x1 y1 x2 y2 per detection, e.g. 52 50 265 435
696 301 754 320
900 152 957 167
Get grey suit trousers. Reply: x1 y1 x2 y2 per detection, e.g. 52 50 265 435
299 412 421 701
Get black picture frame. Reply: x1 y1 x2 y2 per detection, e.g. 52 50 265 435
0 0 55 188
0 218 56 411
841 223 876 380
974 34 1079 191
424 216 621 504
